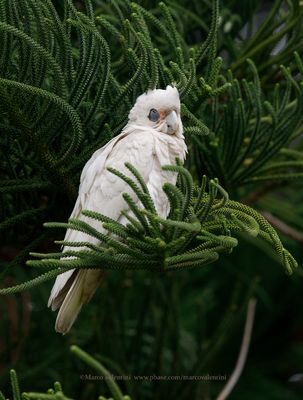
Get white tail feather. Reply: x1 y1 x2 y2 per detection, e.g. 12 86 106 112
55 270 85 334
54 270 104 334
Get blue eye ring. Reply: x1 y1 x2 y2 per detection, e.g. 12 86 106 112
148 108 160 122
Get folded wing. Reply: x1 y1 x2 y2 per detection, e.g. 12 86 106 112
48 129 156 333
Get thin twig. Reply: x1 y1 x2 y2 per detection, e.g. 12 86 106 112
241 182 278 205
261 211 303 245
216 298 257 400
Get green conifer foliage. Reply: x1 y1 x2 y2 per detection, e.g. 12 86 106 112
1 0 303 398
1 0 301 286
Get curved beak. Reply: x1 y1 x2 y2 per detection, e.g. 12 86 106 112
166 110 178 135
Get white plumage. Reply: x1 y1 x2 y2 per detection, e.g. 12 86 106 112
48 85 187 333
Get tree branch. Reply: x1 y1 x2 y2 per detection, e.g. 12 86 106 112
261 211 303 245
216 298 257 400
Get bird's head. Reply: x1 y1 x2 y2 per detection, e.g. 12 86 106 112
128 85 183 137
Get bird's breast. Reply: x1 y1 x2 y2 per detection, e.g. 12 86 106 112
148 134 187 218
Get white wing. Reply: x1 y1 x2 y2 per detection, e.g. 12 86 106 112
48 125 186 333
48 128 156 310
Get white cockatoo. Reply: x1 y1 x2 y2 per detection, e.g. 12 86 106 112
48 85 187 334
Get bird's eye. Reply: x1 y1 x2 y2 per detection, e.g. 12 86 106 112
148 108 160 122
